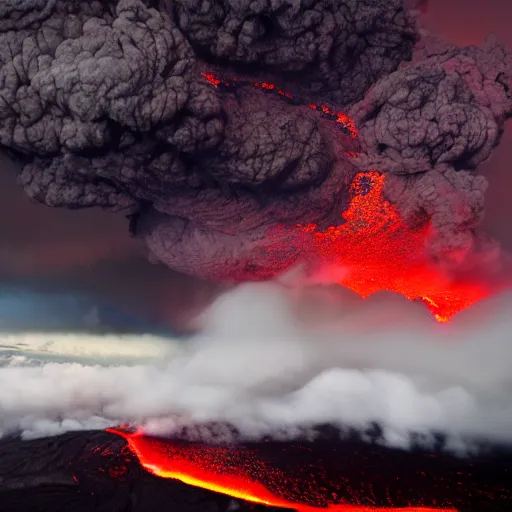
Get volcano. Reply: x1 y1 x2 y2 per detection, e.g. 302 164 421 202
1 1 512 512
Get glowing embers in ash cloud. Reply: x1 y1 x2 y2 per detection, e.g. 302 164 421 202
200 72 358 138
298 172 491 323
201 71 493 322
109 428 456 512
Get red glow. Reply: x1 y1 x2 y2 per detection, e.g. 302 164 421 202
298 172 491 322
278 88 294 98
200 71 358 138
201 71 494 322
109 428 456 512
201 72 222 86
307 103 358 138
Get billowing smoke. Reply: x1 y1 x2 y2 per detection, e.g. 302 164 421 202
0 0 510 281
2 276 512 452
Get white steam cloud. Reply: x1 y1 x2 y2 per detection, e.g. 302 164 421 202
1 277 512 451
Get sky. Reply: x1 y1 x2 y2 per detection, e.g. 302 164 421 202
423 0 512 248
0 0 510 332
0 156 219 331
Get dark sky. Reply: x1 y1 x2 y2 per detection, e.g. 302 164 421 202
0 0 510 329
423 0 512 248
0 156 217 329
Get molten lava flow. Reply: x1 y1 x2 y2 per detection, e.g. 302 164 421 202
298 172 491 322
109 428 456 512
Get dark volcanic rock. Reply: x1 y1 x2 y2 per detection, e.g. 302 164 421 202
0 431 276 512
0 430 511 512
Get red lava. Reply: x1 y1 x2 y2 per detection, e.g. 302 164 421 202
109 428 457 512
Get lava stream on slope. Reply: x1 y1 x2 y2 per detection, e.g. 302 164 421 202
200 72 358 138
108 428 457 512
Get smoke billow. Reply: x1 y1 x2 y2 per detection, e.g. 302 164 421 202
1 276 512 452
1 0 510 282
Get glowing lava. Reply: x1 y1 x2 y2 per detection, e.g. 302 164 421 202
109 428 457 512
298 172 491 322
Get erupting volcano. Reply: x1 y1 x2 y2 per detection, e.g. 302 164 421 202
1 0 512 511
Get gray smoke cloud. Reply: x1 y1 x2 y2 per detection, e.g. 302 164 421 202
1 0 510 281
1 276 511 453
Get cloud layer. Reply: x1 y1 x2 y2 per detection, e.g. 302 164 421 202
1 278 512 452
